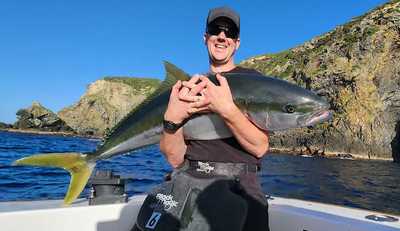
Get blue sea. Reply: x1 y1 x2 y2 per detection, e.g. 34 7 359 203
0 131 399 215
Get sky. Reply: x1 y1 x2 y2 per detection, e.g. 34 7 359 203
0 0 388 124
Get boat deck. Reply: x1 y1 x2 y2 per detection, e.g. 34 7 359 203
0 195 399 231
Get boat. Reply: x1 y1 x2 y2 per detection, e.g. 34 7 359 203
0 195 399 231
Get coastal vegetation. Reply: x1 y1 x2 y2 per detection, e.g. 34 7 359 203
103 77 160 96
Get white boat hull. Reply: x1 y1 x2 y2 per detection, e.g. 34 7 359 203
0 195 399 231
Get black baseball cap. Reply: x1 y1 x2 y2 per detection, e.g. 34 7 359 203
206 6 240 33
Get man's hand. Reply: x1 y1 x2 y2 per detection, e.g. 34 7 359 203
179 74 210 115
164 80 190 123
164 75 209 123
193 73 237 118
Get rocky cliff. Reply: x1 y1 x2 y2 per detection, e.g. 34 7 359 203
13 102 73 132
58 77 160 136
240 0 400 161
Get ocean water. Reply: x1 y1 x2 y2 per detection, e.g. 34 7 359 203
0 131 399 215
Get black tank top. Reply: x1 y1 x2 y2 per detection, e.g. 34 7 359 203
185 66 264 165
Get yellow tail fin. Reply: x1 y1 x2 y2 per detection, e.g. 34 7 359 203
13 153 95 205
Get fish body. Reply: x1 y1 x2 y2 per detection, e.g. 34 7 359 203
183 72 331 139
13 62 331 204
95 71 331 159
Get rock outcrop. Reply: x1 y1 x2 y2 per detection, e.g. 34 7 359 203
58 77 160 136
0 122 12 129
240 1 400 161
13 102 73 132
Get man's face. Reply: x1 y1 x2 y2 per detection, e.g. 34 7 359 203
204 18 240 65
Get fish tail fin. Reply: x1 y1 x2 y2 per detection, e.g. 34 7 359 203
13 152 95 205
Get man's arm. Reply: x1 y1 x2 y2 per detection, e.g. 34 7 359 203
160 81 187 168
160 76 207 168
160 128 186 168
219 104 269 158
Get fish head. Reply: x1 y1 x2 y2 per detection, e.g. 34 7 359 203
258 95 332 131
234 75 332 131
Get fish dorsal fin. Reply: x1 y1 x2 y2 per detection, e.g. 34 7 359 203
161 61 190 91
103 61 190 140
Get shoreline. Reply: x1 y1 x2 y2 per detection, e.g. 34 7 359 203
269 147 394 162
0 129 394 162
0 128 101 140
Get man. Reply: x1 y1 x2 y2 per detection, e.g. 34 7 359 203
134 7 270 231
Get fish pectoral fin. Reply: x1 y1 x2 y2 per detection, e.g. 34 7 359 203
245 112 269 132
13 152 95 205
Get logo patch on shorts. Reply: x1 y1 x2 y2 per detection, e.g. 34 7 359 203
145 212 162 229
156 193 178 210
196 161 214 173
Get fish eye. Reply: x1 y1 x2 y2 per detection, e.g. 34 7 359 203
284 104 296 113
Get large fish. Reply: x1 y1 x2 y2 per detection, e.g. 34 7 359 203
13 62 332 204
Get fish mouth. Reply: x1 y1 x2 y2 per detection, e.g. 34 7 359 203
305 110 332 127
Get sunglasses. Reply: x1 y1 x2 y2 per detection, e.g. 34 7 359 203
207 24 239 39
